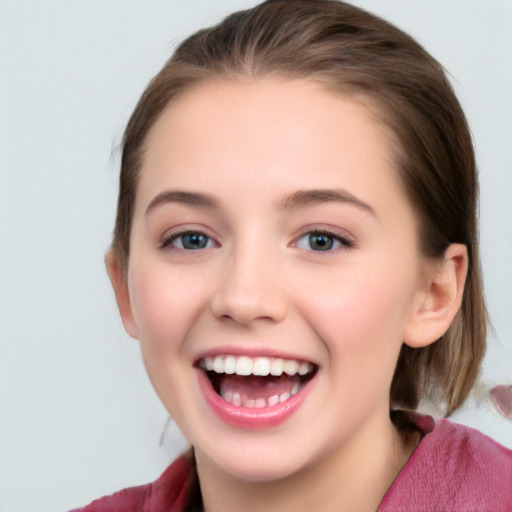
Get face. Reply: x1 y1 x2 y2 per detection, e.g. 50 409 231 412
117 79 432 482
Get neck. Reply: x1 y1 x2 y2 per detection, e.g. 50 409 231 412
195 413 418 512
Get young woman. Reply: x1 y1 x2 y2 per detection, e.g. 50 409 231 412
72 1 511 510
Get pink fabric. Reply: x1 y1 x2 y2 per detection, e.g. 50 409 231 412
379 418 512 511
71 417 512 512
70 455 192 512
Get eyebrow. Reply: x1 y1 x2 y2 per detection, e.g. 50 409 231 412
145 190 219 215
144 187 376 217
279 189 376 216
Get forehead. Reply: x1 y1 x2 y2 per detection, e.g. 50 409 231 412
142 79 394 183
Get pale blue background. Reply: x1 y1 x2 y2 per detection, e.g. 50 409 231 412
1 1 510 511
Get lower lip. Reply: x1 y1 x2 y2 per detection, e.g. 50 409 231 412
196 369 315 430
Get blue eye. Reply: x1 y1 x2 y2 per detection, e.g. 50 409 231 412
295 231 352 252
162 231 214 250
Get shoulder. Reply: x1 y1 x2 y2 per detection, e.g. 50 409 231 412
69 454 193 512
422 418 511 474
380 416 512 512
430 418 511 471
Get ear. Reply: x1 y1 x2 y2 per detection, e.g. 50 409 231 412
404 243 468 348
105 250 139 339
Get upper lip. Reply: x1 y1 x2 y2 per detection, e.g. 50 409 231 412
194 347 318 367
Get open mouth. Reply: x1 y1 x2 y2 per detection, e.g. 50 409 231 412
198 355 318 409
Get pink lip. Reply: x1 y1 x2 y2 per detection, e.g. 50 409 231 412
196 368 315 430
195 346 315 363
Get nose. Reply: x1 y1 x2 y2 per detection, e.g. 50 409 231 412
210 245 288 325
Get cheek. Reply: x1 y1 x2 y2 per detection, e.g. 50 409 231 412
298 259 416 367
127 262 209 352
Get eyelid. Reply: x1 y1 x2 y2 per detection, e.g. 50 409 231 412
159 225 219 250
291 225 356 251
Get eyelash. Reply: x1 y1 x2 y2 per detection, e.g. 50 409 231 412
159 228 354 253
159 230 216 251
293 228 355 253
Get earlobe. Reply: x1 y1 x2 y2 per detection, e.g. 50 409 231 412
404 243 468 348
105 250 139 339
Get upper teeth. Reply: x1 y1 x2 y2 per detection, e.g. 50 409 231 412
200 355 313 377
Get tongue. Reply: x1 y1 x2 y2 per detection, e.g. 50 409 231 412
219 374 298 402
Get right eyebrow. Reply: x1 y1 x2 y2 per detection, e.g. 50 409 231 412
144 190 219 216
279 188 376 217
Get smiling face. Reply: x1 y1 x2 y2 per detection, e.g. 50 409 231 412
112 79 434 482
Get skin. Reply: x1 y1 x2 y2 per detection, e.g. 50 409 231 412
107 79 468 512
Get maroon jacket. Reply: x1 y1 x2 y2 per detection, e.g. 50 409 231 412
71 417 512 512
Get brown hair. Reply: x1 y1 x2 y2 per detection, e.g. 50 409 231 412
112 0 486 416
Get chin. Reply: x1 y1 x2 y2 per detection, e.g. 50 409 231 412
223 460 302 483
198 439 314 483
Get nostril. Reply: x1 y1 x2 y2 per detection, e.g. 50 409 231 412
211 288 287 325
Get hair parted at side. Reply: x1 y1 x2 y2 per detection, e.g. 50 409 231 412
112 0 487 416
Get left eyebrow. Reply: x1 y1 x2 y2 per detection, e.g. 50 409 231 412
145 190 219 216
279 189 376 216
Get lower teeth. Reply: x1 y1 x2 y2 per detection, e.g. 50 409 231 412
221 383 300 408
